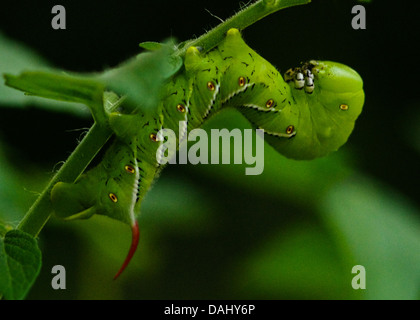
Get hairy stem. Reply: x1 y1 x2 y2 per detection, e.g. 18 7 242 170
17 122 112 236
177 0 311 55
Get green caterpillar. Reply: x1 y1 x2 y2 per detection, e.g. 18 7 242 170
51 28 364 278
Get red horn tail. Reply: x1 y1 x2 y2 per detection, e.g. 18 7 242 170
113 220 140 280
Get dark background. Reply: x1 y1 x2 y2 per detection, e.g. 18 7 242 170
0 0 419 300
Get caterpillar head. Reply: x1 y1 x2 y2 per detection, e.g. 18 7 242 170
242 60 364 160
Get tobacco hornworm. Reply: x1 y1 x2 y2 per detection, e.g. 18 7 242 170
51 28 364 277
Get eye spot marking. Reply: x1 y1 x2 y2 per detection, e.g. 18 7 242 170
109 193 118 203
177 104 186 113
266 99 274 108
149 133 158 142
286 125 295 135
125 165 135 174
340 104 349 111
238 76 246 87
207 81 216 91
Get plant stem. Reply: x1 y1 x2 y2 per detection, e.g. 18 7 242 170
17 123 112 236
177 0 311 55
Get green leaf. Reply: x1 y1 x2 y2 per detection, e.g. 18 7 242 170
98 41 183 112
321 176 420 300
4 71 105 106
3 71 106 123
0 224 11 238
0 32 90 117
0 230 42 300
3 39 183 122
139 41 163 51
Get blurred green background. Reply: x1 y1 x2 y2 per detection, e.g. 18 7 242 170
0 0 419 299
